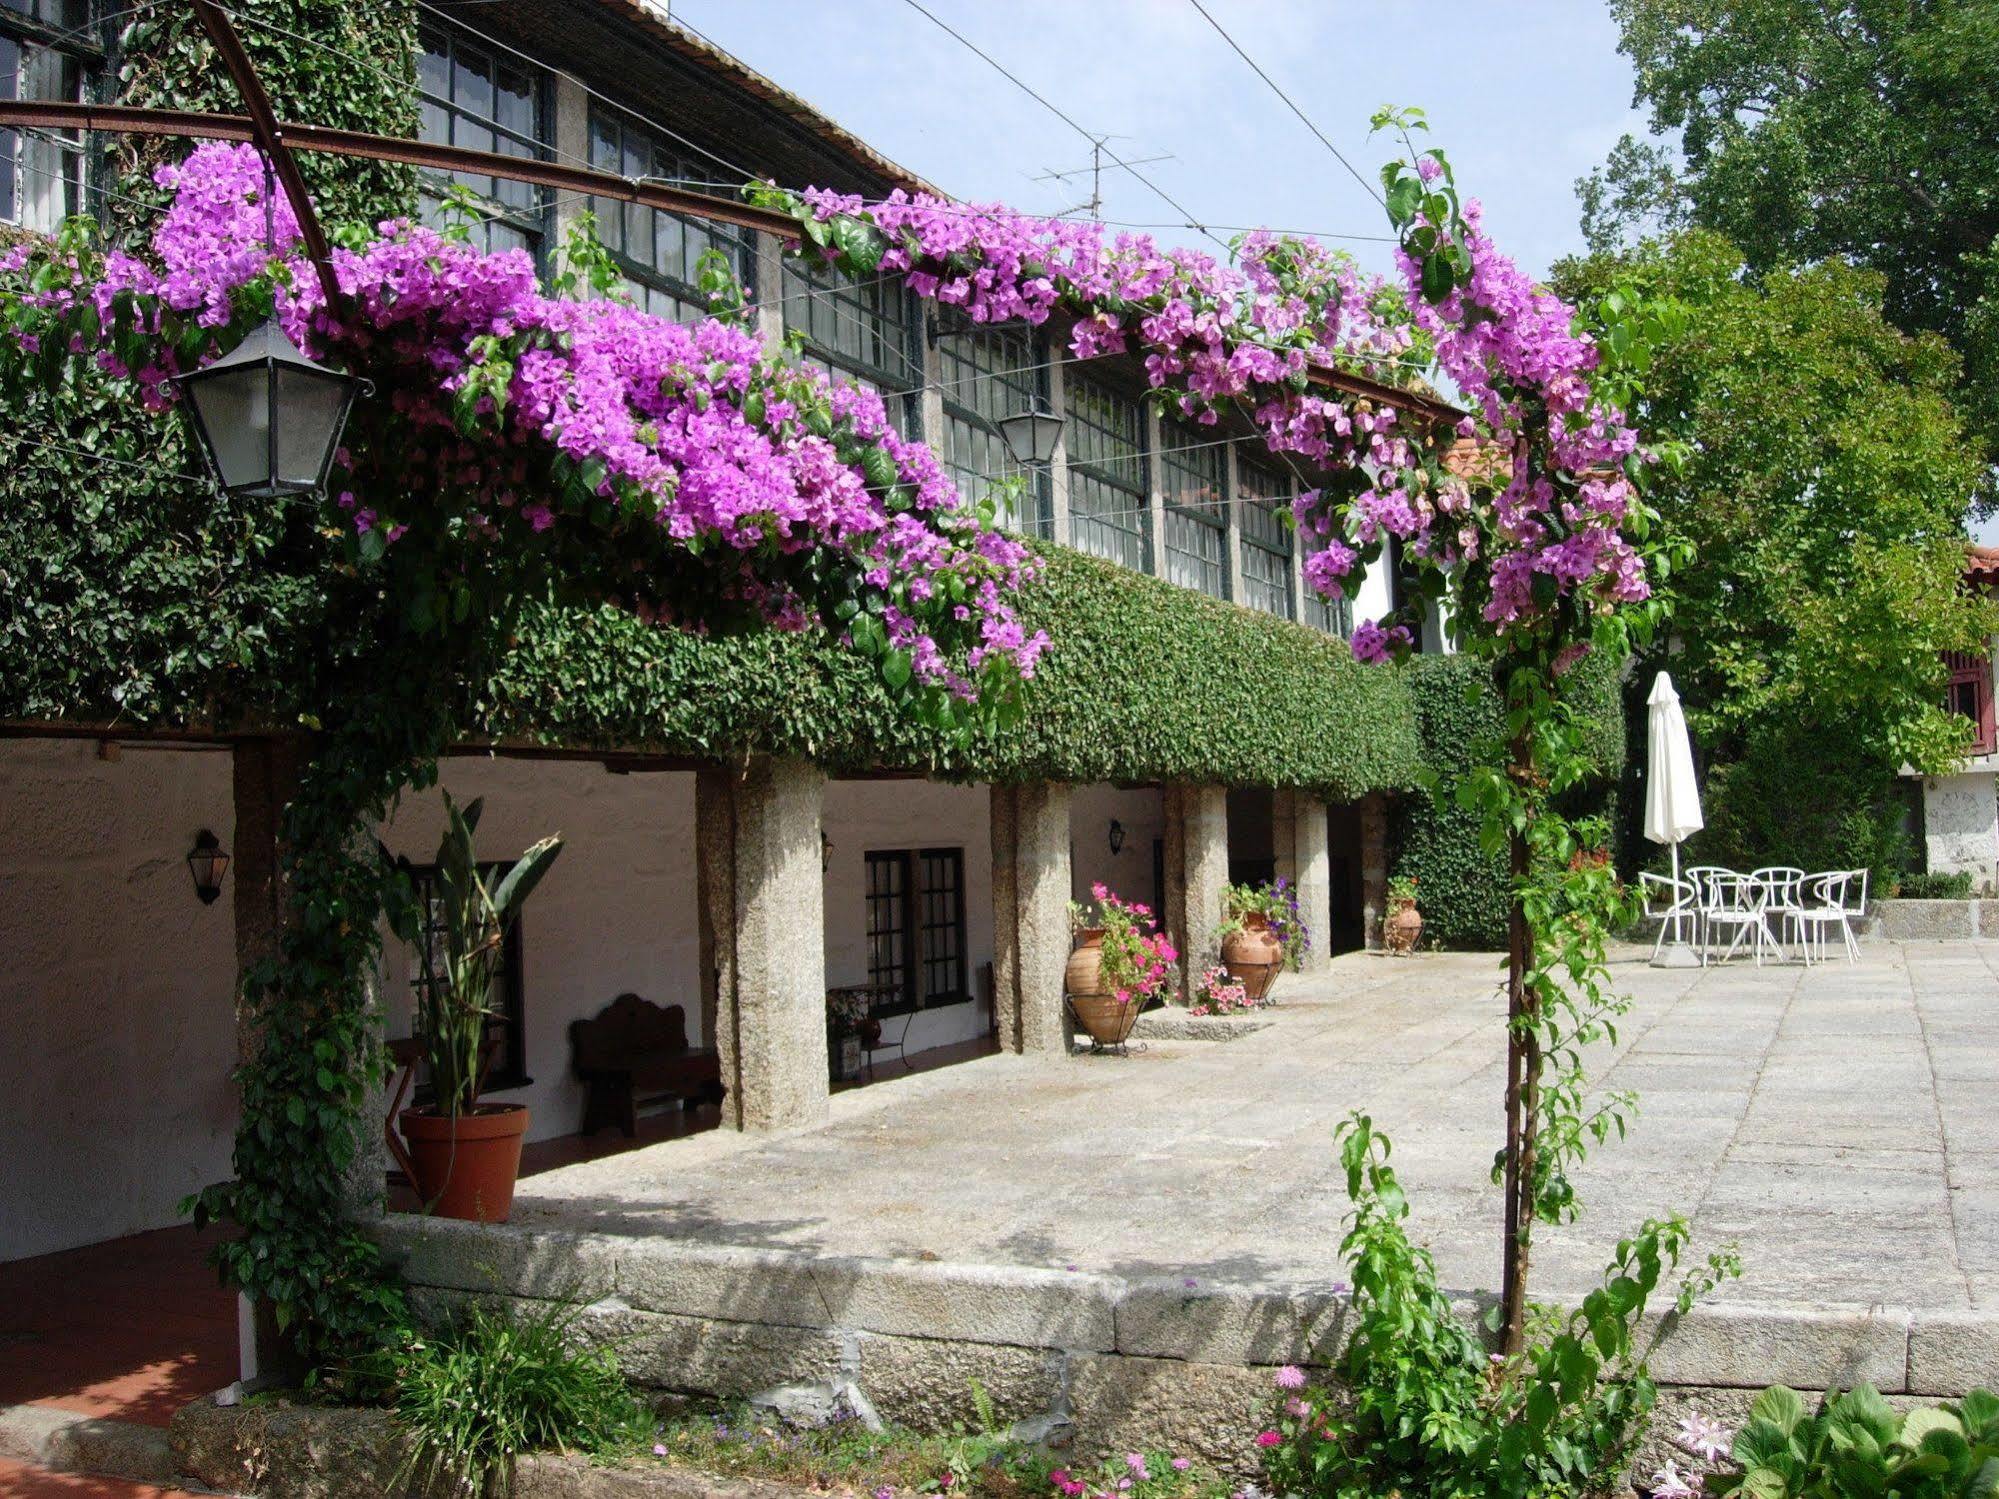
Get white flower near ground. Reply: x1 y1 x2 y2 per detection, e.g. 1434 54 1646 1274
1676 1412 1734 1463
1649 1460 1698 1499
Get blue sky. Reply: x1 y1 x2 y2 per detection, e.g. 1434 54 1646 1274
668 0 1648 282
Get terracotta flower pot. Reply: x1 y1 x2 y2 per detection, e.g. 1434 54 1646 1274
399 1103 530 1223
1064 928 1107 998
1069 992 1139 1046
1221 911 1285 1001
1385 901 1423 954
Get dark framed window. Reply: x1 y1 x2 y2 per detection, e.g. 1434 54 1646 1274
781 253 920 434
405 860 530 1094
864 847 968 1014
937 309 1052 538
1 0 95 234
587 103 753 322
1237 458 1295 619
1945 651 1996 756
1065 377 1149 572
1160 422 1228 599
417 16 552 260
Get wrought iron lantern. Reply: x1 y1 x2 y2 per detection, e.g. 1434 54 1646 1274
996 408 1064 467
1108 818 1126 856
187 829 230 905
174 317 362 499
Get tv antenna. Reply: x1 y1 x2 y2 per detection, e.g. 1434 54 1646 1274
1030 134 1176 219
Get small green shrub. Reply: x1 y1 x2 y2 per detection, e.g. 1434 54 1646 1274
1259 1114 1737 1499
1897 870 1976 899
357 1300 647 1496
1707 1384 1999 1498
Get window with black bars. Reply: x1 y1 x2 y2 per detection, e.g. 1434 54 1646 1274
781 254 920 435
1 0 93 235
1236 458 1295 619
417 16 552 261
863 848 968 1014
1160 421 1229 600
403 861 530 1095
937 310 1052 538
1064 377 1149 572
586 103 753 323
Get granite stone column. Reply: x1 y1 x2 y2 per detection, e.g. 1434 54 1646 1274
1163 782 1229 1002
991 782 1073 1054
1273 789 1333 974
697 757 829 1131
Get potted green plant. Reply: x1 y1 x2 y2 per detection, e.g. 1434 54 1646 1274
1383 874 1422 953
384 794 562 1222
1216 878 1309 1000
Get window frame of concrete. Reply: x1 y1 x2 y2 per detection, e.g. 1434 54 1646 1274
864 844 969 1015
1064 375 1152 573
935 309 1053 539
1236 456 1296 619
583 99 756 323
780 254 923 436
0 1 94 235
417 13 555 263
1159 420 1231 601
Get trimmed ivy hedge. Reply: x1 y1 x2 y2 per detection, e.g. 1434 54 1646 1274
1391 652 1626 949
475 544 1427 797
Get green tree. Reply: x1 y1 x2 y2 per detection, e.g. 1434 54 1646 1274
1580 0 1999 487
1554 230 1993 869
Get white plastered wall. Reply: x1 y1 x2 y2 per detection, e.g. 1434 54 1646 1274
0 739 240 1260
1069 784 1166 913
1922 771 1999 894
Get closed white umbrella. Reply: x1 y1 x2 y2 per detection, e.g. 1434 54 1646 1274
1645 671 1704 965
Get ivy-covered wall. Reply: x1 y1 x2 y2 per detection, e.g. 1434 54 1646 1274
473 545 1426 797
1390 652 1627 949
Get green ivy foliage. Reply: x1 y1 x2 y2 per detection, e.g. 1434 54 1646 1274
476 545 1425 797
1391 651 1625 949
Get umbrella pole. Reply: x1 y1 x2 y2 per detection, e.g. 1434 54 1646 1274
1671 842 1682 945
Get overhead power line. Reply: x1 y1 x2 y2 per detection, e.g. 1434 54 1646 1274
1183 0 1384 209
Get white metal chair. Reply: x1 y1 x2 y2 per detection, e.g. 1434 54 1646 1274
1640 871 1700 964
1751 866 1808 958
1683 865 1730 960
1705 872 1779 966
1794 871 1857 964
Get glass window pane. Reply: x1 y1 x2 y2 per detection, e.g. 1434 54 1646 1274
1065 378 1148 570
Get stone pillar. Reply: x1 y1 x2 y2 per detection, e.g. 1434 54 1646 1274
549 75 591 290
1163 783 1229 1002
754 232 788 346
697 758 829 1131
1272 789 1333 974
1144 406 1168 580
1359 792 1390 951
991 782 1073 1054
1046 345 1072 547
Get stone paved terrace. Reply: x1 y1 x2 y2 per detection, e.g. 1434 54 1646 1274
511 940 1999 1314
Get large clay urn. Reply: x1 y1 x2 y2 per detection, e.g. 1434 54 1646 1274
1064 928 1107 999
1221 911 1285 1001
397 1103 530 1222
1385 900 1424 954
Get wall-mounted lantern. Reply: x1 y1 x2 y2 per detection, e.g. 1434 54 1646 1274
821 830 834 871
187 829 230 905
1108 818 1126 856
996 408 1064 468
175 318 363 499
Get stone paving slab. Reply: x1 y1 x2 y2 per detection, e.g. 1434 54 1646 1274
514 942 1998 1316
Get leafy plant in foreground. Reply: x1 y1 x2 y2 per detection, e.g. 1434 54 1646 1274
354 1299 647 1496
1709 1384 1999 1499
1258 1114 1737 1499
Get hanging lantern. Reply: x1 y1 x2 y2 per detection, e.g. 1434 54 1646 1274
187 829 230 906
996 408 1064 467
175 318 361 499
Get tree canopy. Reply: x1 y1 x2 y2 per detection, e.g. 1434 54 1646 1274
1579 0 1999 489
1555 230 1992 792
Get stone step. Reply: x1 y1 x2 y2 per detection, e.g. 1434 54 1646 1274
0 1401 236 1493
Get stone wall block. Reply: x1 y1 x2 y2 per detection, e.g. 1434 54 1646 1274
578 1306 845 1396
855 1333 1065 1431
617 1240 861 1329
368 1215 618 1304
1909 1311 1999 1395
1064 1353 1280 1478
1643 1303 1912 1392
839 1260 1119 1350
1115 1279 1350 1366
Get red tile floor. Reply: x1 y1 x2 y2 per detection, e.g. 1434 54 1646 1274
0 1226 237 1430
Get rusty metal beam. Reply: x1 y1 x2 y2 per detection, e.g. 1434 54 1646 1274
187 0 343 307
0 98 805 239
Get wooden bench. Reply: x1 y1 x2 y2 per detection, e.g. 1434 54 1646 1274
568 993 724 1137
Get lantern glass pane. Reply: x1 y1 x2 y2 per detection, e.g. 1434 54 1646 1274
191 365 274 491
274 365 351 487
